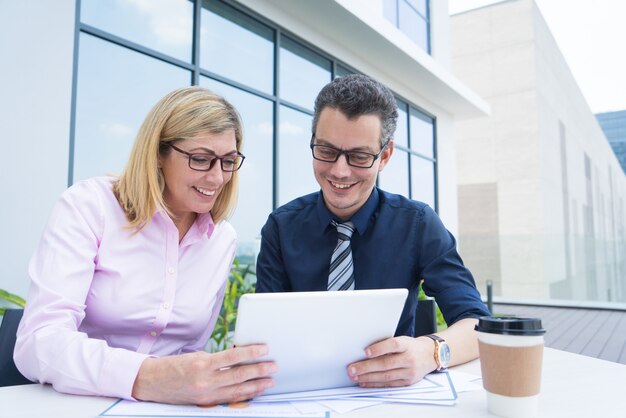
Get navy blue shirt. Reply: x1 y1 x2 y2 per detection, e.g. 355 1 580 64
256 188 490 336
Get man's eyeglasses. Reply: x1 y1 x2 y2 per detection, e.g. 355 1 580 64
167 144 245 172
310 136 388 168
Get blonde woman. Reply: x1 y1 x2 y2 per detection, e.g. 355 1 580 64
15 87 276 405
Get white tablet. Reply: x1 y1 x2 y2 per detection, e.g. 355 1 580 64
232 288 408 395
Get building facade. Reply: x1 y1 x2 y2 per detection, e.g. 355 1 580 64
597 110 626 175
0 0 487 298
451 0 626 304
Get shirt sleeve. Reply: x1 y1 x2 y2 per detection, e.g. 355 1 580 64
14 181 149 399
255 214 292 293
416 206 490 325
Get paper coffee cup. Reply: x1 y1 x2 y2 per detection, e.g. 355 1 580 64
475 316 546 418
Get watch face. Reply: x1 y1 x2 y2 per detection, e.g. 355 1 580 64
439 343 451 368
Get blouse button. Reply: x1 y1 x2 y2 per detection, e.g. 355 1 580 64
150 331 157 337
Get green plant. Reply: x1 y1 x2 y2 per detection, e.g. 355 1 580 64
209 259 256 351
417 281 447 331
0 288 26 315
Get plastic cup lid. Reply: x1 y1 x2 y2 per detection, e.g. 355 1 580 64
475 316 546 336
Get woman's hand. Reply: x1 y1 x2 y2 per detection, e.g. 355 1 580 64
132 344 276 405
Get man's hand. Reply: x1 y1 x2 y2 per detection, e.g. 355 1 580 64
132 344 276 405
347 336 437 388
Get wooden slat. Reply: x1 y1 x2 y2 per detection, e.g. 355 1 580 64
492 304 626 365
579 311 622 359
600 313 626 363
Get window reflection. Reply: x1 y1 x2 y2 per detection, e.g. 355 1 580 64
406 0 427 17
383 0 430 53
200 77 273 257
280 37 331 110
410 108 434 159
80 0 193 62
379 149 409 197
278 106 319 205
379 104 409 196
399 0 429 51
73 33 189 183
411 156 435 208
335 65 355 79
394 101 409 149
201 0 274 94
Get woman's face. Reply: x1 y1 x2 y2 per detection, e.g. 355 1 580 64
159 130 237 225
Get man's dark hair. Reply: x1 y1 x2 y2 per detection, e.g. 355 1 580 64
312 74 398 147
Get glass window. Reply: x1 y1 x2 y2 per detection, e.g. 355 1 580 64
399 1 429 51
379 103 409 196
406 0 428 16
73 33 190 183
279 37 331 111
278 106 319 205
200 1 274 94
383 0 430 53
335 65 355 79
394 100 409 148
409 108 434 159
200 77 274 255
379 150 409 197
383 0 398 25
80 0 193 62
411 156 435 208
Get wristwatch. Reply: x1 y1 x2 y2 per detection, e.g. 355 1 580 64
424 334 450 371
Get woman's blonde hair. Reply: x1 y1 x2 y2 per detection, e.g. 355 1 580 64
113 86 243 231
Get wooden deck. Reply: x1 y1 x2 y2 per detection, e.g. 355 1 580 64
493 303 626 365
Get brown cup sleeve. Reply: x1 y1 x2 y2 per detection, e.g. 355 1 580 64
479 341 543 397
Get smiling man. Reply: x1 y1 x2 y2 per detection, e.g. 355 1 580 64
255 74 489 387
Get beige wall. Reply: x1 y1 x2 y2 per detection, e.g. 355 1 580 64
451 0 626 302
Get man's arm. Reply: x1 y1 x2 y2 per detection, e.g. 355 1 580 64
347 205 487 387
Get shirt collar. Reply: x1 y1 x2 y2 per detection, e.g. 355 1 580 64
155 206 216 241
316 188 379 235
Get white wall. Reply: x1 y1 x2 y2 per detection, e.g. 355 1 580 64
452 0 626 302
0 0 76 297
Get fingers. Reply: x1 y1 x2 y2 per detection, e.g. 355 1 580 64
204 377 275 406
348 352 410 379
211 344 270 369
347 336 430 388
214 360 278 388
364 336 408 358
350 367 418 387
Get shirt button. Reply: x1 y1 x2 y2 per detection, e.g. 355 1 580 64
168 267 175 274
162 303 170 309
150 331 157 337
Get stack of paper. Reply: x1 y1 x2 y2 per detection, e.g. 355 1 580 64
100 370 482 417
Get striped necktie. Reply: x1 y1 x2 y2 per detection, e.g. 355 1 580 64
328 220 355 291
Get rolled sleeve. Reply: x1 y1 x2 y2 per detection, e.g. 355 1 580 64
417 206 490 325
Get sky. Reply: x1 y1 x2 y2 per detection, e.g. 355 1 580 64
448 0 626 114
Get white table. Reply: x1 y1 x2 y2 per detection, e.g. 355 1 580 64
1 348 625 418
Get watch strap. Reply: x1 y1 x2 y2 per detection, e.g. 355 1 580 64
423 334 447 371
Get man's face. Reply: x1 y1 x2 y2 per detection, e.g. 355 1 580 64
312 107 393 220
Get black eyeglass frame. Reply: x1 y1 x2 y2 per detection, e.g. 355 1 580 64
167 143 245 172
309 135 389 168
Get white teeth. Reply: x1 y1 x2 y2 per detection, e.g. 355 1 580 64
331 182 352 189
194 186 215 196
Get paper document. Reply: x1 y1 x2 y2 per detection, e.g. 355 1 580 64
100 399 329 417
101 370 478 417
